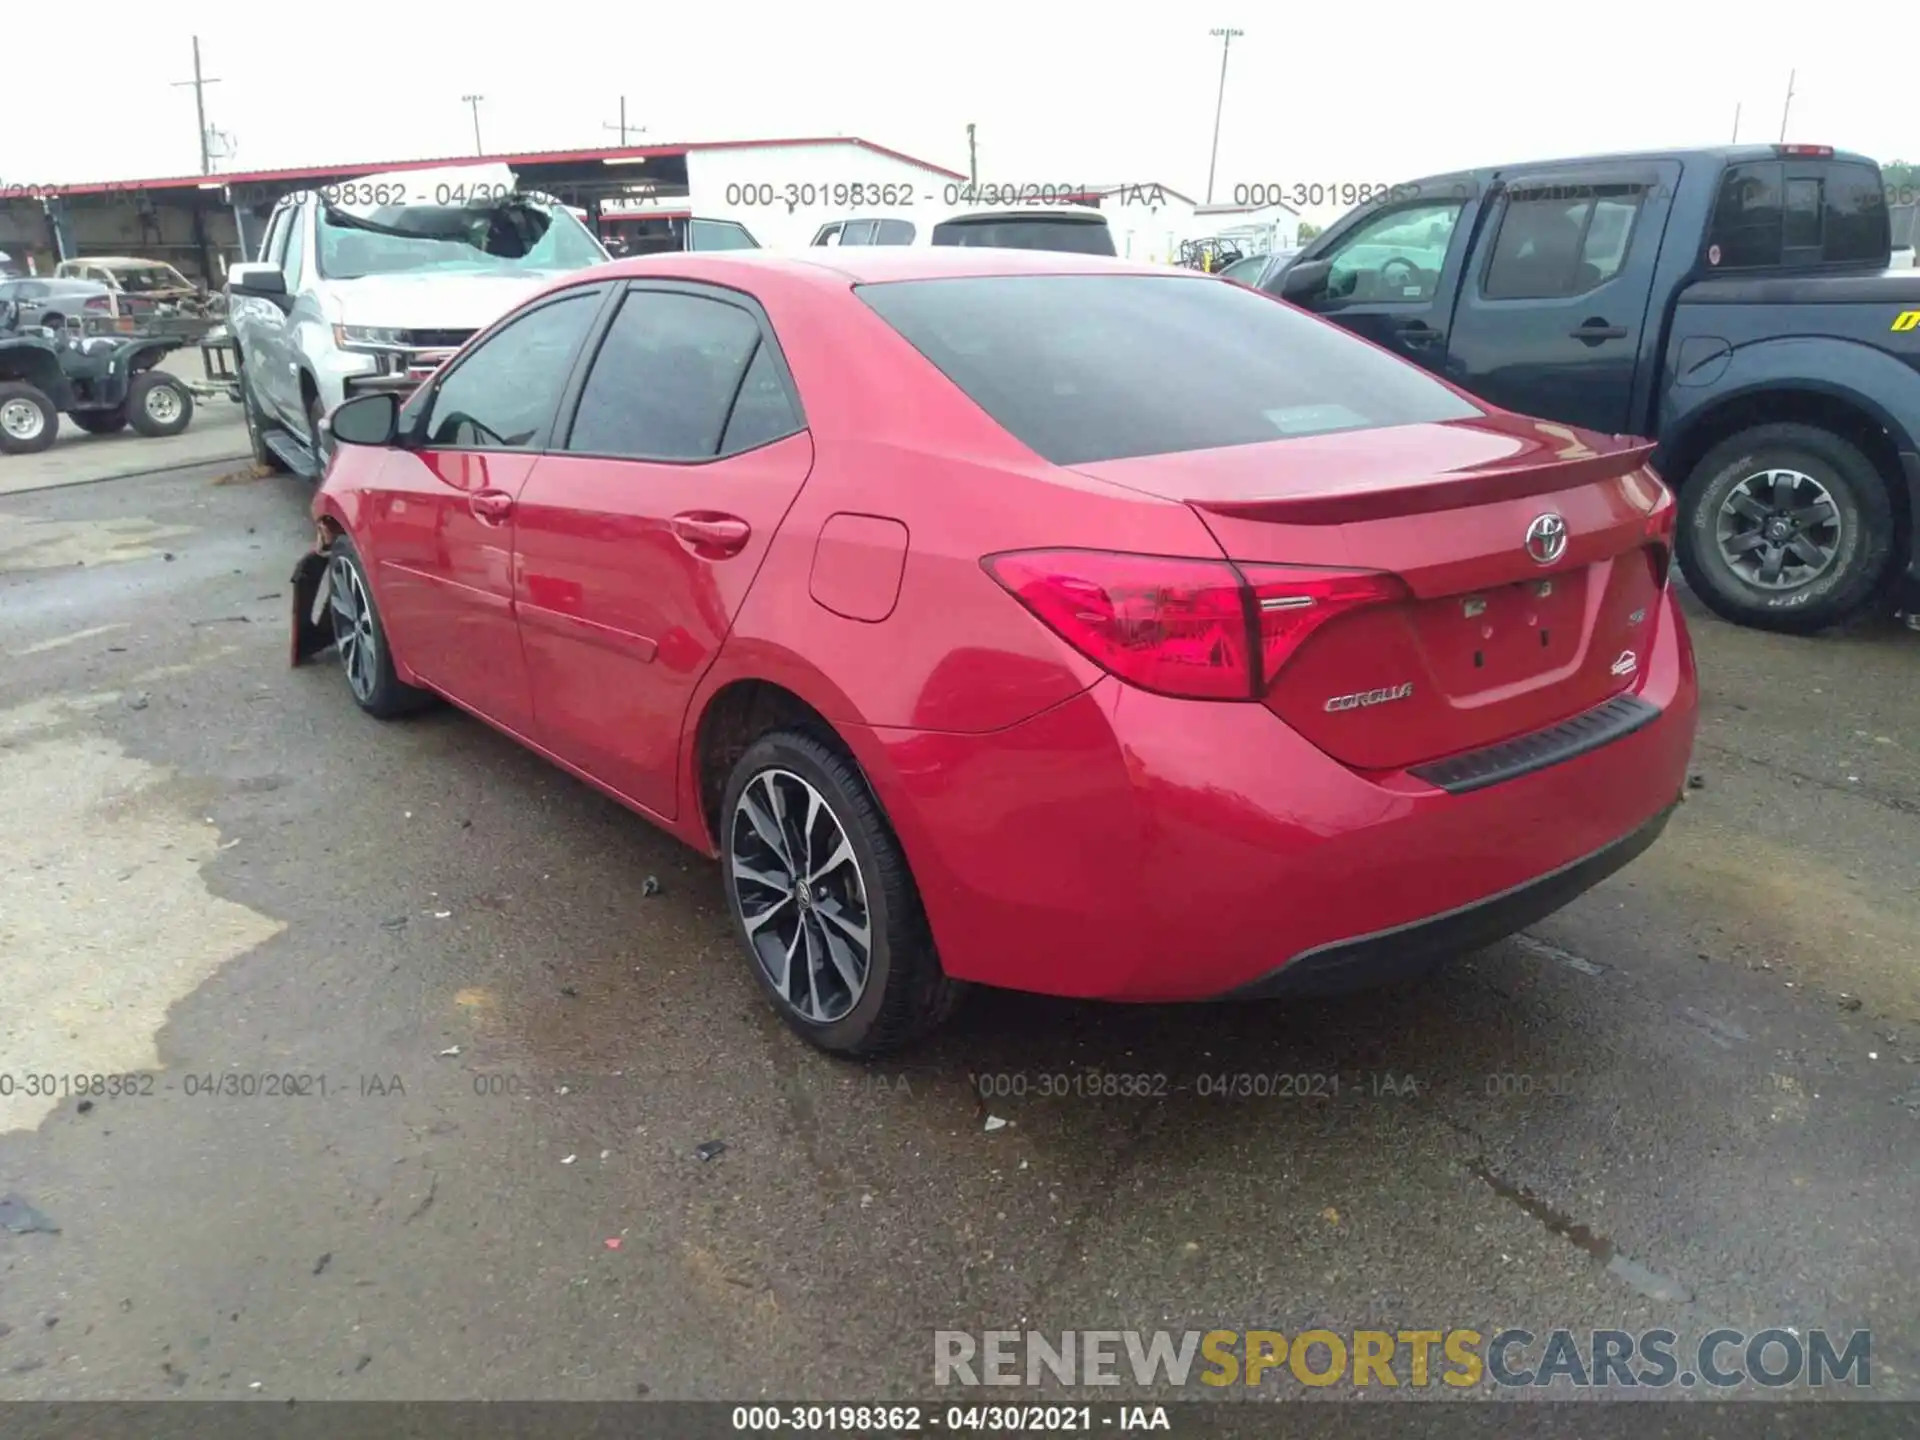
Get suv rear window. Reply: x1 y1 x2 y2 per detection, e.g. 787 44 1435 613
858 275 1482 466
928 217 1117 255
1706 161 1889 268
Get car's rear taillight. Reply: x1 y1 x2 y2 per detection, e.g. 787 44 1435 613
982 549 1404 700
1238 564 1410 684
1642 475 1677 591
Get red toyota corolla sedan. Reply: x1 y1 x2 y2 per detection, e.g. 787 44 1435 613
292 247 1697 1054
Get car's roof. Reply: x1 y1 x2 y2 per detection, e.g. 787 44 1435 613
1402 144 1880 190
585 247 1177 287
67 256 179 269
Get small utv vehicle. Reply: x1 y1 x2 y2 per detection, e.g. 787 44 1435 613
0 299 197 455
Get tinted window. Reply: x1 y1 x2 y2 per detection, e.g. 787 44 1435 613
929 217 1117 254
1482 187 1643 299
1782 178 1823 252
424 292 598 450
721 344 804 453
859 274 1482 466
874 219 916 245
1318 201 1460 302
1825 163 1889 262
690 219 759 251
569 290 791 460
839 220 879 246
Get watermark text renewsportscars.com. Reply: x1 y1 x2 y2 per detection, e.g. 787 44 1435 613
935 1328 1871 1390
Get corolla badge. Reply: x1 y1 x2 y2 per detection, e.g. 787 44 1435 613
1324 683 1414 713
1611 650 1638 677
1525 513 1569 565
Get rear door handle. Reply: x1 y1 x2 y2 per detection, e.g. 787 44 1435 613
671 511 751 558
470 490 515 524
1570 320 1628 343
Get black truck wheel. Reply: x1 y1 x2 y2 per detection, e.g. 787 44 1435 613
127 371 193 437
1675 422 1896 634
70 408 129 435
0 381 59 454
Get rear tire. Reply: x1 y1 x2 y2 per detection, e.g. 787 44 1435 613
1675 422 1895 634
70 407 128 435
720 729 963 1056
324 535 434 720
0 382 58 454
127 371 193 437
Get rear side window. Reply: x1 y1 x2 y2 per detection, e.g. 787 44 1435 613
690 219 759 251
928 217 1117 255
858 274 1481 466
1482 186 1644 299
568 289 799 461
874 219 916 244
1707 161 1889 267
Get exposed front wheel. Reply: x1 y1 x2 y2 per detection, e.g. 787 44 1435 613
0 382 58 454
721 730 963 1055
1675 423 1896 634
324 536 434 719
127 371 193 437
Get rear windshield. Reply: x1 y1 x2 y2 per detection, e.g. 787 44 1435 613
1705 161 1889 268
928 218 1118 255
857 274 1482 465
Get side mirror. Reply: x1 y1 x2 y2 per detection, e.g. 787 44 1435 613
329 392 400 448
1277 258 1332 302
229 263 288 299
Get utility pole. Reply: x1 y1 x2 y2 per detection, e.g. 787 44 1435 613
462 94 486 155
1731 101 1741 143
1205 27 1243 206
601 98 646 146
170 37 222 175
1778 70 1795 142
966 123 978 186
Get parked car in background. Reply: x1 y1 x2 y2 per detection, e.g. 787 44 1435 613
1217 247 1301 286
224 163 608 479
0 276 124 330
597 214 759 256
808 204 1116 254
290 248 1695 1055
1264 143 1920 633
54 256 211 315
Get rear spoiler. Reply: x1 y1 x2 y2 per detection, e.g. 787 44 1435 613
1190 439 1659 526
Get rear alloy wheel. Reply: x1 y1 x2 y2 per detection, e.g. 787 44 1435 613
324 537 433 719
722 731 963 1055
70 407 129 435
127 371 193 437
0 382 58 455
1676 422 1895 634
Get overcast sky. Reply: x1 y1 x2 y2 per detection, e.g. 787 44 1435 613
3 1 1909 222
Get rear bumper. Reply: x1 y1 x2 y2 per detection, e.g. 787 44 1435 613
847 588 1697 1002
1225 802 1675 998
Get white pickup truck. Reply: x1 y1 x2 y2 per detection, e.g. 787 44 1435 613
224 163 606 478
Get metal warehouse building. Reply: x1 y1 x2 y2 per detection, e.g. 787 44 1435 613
0 137 971 284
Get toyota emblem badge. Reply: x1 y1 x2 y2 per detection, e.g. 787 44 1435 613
1525 513 1568 566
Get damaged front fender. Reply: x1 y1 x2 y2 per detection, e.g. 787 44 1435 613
290 545 335 667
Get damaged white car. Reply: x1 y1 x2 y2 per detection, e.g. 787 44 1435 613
225 163 606 478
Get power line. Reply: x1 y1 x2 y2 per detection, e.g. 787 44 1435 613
170 37 223 176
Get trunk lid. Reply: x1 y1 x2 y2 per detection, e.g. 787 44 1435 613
1070 414 1674 771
